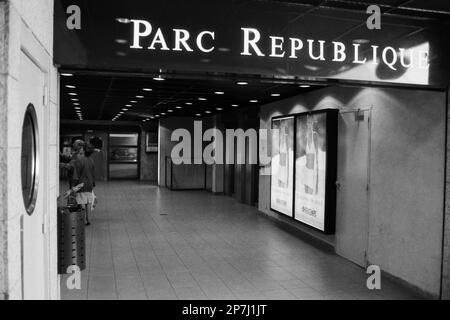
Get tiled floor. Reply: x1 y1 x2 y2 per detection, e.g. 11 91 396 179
61 181 423 300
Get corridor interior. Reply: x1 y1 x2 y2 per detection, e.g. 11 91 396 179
60 181 422 300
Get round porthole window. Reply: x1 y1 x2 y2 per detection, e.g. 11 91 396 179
21 104 39 215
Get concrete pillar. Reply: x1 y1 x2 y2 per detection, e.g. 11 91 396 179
443 89 450 300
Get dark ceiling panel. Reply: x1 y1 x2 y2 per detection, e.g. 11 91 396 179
60 74 323 122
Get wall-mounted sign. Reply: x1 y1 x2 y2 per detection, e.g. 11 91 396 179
54 0 450 87
270 117 295 217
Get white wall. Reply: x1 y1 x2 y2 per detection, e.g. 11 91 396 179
259 86 446 298
0 0 59 300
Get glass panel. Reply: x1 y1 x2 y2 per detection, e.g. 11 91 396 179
109 163 138 179
109 147 138 163
109 133 138 146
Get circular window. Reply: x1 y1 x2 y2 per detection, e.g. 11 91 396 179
21 104 39 215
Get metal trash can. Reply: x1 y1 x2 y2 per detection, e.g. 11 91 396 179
57 202 86 274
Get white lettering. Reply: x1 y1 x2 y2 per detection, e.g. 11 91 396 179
382 46 398 71
270 36 285 58
173 29 193 52
332 42 346 62
353 44 367 64
196 31 215 53
289 38 303 59
130 19 152 49
241 28 265 56
148 28 170 51
307 39 325 61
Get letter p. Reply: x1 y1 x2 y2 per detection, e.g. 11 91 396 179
130 20 152 49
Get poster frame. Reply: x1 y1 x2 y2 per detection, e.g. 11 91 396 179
270 109 338 234
269 116 295 218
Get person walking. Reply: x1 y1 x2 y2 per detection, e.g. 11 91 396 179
72 142 96 226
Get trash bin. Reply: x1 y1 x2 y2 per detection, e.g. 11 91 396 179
57 202 86 274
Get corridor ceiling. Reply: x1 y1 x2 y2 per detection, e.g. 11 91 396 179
60 74 321 122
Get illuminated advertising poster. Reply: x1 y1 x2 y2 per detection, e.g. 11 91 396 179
271 117 294 217
294 112 328 231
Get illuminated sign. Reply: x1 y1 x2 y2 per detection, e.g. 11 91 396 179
54 0 448 86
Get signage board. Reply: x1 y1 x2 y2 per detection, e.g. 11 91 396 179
54 0 450 87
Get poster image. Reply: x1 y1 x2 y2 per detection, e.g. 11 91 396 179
294 112 327 231
271 117 294 217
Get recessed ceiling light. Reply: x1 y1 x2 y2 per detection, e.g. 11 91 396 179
196 113 202 117
215 91 224 95
150 116 155 119
271 93 281 97
155 115 160 117
61 73 73 77
185 102 193 105
71 98 78 101
122 108 128 111
153 76 165 81
69 93 77 96
66 85 76 89
130 100 138 103
232 104 239 107
115 39 128 44
250 100 258 103
198 97 207 101
353 39 370 44
125 104 132 107
161 113 166 116
136 95 144 98
176 106 182 109
216 107 223 111
236 81 248 86
168 110 173 113
74 107 81 110
116 18 131 24
73 103 80 105
143 88 153 91
205 111 212 114
300 85 311 88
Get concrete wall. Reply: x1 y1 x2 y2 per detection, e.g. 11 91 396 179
140 131 158 182
159 117 213 188
443 90 450 300
0 0 59 299
259 86 446 298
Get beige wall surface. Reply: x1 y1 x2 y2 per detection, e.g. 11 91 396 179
0 0 59 300
159 117 213 188
259 86 446 298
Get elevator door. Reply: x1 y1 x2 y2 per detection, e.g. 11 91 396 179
20 51 48 299
335 109 371 267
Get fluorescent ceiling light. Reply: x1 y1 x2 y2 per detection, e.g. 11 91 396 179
214 91 224 95
236 81 248 86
